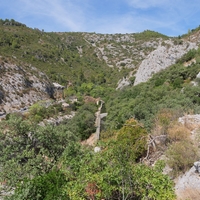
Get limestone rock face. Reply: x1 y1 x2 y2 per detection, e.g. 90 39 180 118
134 40 198 86
116 77 131 90
194 162 200 174
175 166 200 200
0 62 54 113
83 33 160 70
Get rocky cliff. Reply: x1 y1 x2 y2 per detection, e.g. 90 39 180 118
133 39 198 85
83 32 162 70
0 59 54 114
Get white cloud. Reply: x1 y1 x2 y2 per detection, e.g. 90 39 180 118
2 0 200 35
17 0 89 31
121 0 200 35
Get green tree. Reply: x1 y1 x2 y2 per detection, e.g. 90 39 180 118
132 162 176 199
58 128 175 200
67 102 97 140
0 114 77 190
7 170 68 200
114 118 147 164
29 102 47 122
166 140 199 177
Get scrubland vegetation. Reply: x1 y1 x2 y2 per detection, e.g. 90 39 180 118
1 19 200 199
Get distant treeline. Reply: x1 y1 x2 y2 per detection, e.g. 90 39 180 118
0 18 26 27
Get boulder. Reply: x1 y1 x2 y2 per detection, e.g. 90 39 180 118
194 161 200 174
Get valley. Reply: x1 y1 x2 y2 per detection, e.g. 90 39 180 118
1 19 200 199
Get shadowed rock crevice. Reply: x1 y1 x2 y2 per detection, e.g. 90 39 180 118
0 90 4 104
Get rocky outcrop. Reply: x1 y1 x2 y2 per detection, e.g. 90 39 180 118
52 82 65 100
194 162 200 174
91 30 200 89
175 166 200 200
175 114 200 199
39 112 75 126
83 33 160 70
116 77 131 90
134 40 198 85
0 61 54 113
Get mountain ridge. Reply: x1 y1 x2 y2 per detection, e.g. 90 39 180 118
1 19 200 200
0 18 200 112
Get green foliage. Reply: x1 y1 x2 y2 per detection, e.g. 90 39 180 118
0 115 176 200
0 114 77 189
172 77 183 88
11 39 20 48
105 54 200 130
58 125 175 200
134 30 168 41
115 118 147 163
29 101 63 122
166 140 199 177
129 76 136 85
29 102 47 122
7 170 68 200
0 19 26 27
79 82 94 95
176 49 197 64
154 78 165 87
132 163 176 199
173 39 183 45
0 22 121 89
66 102 97 140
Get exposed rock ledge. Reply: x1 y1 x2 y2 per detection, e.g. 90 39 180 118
175 166 200 200
0 62 54 113
134 40 198 85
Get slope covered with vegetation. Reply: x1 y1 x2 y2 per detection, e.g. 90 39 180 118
0 19 118 88
0 19 170 90
1 19 200 199
104 48 200 130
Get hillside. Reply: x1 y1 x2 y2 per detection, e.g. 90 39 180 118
0 19 171 112
0 58 54 114
0 20 199 94
1 19 200 199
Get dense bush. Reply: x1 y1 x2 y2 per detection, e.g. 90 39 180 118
0 114 77 188
166 140 199 177
66 102 97 140
105 54 200 130
2 117 176 200
7 170 68 200
114 118 147 163
176 49 197 64
56 120 175 200
28 101 63 122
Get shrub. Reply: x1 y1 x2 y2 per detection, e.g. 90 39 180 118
176 49 197 64
168 123 190 142
152 108 181 136
29 102 46 122
132 163 176 200
154 78 165 86
166 140 199 177
172 77 183 88
115 118 147 163
8 170 68 200
66 102 97 140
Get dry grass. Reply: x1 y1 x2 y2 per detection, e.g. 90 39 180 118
168 123 190 142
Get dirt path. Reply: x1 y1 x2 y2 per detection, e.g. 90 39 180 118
81 133 96 146
82 100 107 146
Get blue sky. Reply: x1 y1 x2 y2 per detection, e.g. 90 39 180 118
1 0 200 36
